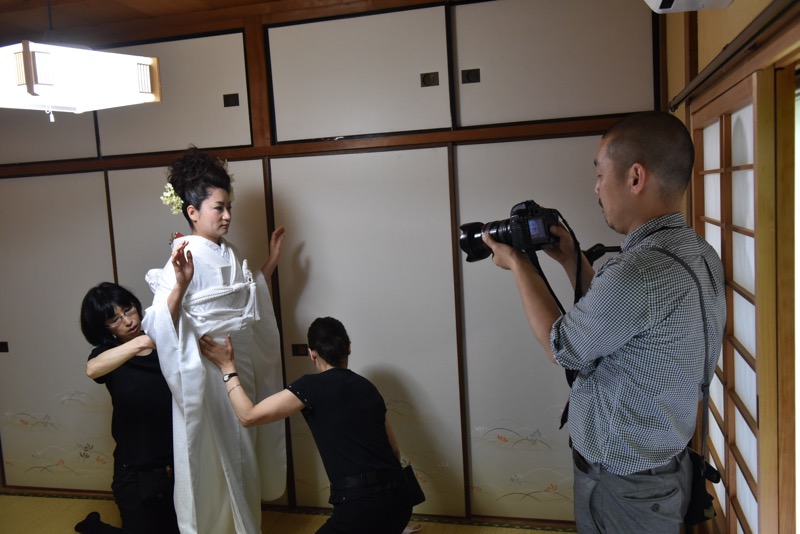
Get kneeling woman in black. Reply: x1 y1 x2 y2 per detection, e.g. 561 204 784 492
78 283 180 534
199 316 412 534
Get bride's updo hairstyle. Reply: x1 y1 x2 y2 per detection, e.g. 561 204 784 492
168 146 232 227
307 317 351 367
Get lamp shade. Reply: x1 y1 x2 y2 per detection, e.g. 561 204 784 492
0 40 161 114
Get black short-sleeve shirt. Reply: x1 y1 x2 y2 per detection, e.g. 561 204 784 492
287 368 400 485
89 344 173 468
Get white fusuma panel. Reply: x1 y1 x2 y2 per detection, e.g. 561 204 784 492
271 147 464 516
269 7 451 141
457 137 620 520
0 107 97 164
97 33 252 155
0 172 115 491
453 0 654 126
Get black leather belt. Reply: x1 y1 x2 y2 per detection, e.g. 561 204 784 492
122 464 173 478
330 469 403 492
572 448 680 476
573 448 593 474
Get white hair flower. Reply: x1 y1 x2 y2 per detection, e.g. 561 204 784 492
160 183 184 215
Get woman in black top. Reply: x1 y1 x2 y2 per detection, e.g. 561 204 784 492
78 283 177 533
199 316 413 534
77 243 193 533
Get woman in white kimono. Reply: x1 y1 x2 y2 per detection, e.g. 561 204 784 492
143 148 286 534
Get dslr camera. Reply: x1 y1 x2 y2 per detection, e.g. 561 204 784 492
459 200 559 262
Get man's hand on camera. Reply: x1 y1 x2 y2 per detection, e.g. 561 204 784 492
483 232 524 271
542 224 576 266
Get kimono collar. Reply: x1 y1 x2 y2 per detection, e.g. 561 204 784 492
178 235 230 257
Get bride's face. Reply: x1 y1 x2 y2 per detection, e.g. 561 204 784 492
188 187 232 244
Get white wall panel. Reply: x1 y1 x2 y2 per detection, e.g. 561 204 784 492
97 33 251 155
453 0 654 126
108 160 270 304
271 148 463 516
269 7 451 141
457 137 620 520
0 173 114 490
0 108 97 164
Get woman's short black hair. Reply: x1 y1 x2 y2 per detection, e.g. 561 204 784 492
168 146 233 227
307 317 351 367
80 282 142 347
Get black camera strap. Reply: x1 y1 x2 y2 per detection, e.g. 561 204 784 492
553 210 587 307
649 247 716 477
550 221 716 478
522 212 582 431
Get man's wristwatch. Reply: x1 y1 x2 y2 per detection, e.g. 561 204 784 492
222 372 238 383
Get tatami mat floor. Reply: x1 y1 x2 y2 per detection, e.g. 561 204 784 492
0 493 576 533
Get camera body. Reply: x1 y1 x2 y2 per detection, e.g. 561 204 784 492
459 200 559 263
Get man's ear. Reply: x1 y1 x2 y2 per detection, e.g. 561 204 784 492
628 163 647 195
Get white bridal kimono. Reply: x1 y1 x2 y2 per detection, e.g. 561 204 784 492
143 235 286 534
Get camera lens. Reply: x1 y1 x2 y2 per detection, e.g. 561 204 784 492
458 219 512 262
458 222 491 262
484 219 512 244
459 201 558 264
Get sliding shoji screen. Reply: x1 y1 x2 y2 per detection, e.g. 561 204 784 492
691 71 778 534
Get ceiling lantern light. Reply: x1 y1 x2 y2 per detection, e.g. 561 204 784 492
0 40 161 118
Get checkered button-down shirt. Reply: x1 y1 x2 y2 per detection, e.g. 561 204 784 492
551 213 726 475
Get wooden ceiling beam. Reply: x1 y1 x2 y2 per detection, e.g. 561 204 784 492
0 115 622 180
